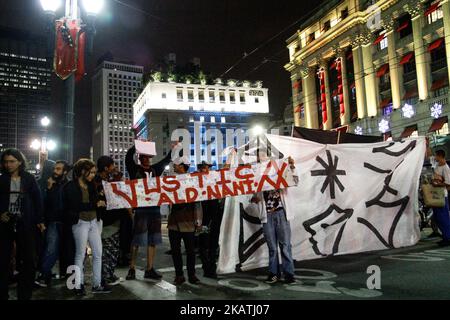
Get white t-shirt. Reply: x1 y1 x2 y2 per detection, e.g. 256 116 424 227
434 162 450 197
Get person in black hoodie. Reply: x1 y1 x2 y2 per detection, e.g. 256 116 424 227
0 148 45 300
63 159 111 295
35 160 71 287
125 142 173 281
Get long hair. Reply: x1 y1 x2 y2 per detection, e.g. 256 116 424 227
72 158 95 181
1 148 28 175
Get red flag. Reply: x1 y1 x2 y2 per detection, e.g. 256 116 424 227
75 31 86 82
54 19 80 80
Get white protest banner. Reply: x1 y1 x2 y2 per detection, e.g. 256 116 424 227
217 134 426 274
103 159 298 210
134 140 157 156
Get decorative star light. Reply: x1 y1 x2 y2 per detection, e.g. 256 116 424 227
402 103 415 118
431 103 443 119
378 119 390 133
354 126 363 135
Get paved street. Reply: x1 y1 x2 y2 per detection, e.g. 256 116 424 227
9 226 450 300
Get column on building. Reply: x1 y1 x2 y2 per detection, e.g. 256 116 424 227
291 71 302 127
351 38 367 119
441 0 450 83
361 32 379 117
301 65 319 129
385 20 402 109
335 47 351 125
409 2 430 100
319 59 333 130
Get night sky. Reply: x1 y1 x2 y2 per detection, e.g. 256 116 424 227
0 0 325 160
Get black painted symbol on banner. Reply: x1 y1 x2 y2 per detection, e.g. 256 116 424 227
303 204 354 257
236 203 266 272
311 150 346 199
358 161 409 248
372 141 416 157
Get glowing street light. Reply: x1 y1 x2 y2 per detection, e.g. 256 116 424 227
46 140 57 151
39 0 61 13
82 0 105 15
41 116 51 127
30 139 41 150
252 125 265 136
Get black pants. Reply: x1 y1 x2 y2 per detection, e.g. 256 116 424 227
169 230 196 278
199 212 223 274
102 232 120 280
119 213 133 264
0 223 36 300
59 222 75 276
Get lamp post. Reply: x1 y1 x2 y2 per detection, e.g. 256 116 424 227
31 116 57 171
39 0 103 164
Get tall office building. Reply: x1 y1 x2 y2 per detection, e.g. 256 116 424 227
0 26 52 167
91 60 144 174
133 79 271 169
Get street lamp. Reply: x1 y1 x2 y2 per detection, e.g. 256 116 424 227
39 0 101 164
41 116 51 127
39 0 61 13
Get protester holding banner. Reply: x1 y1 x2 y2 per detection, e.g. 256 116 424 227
167 156 202 285
246 150 297 284
197 161 223 279
63 159 111 295
430 150 450 246
125 141 172 281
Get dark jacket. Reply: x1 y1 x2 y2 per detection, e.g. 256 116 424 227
0 171 43 230
125 145 172 180
43 178 68 223
63 180 100 226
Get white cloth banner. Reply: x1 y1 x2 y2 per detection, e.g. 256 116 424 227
102 159 297 210
217 134 426 274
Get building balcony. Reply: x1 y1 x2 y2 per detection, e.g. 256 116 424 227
422 19 444 38
379 82 391 93
403 71 417 84
431 58 447 73
428 95 449 111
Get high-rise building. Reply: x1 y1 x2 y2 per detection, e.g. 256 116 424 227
133 79 271 169
91 60 144 174
0 26 52 167
285 0 450 140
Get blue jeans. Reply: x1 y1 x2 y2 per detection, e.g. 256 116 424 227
40 222 62 277
262 209 295 276
72 219 102 288
433 197 450 241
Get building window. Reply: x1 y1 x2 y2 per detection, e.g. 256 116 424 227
162 93 166 99
209 91 215 102
211 116 215 123
340 7 348 20
188 89 194 102
322 20 331 33
239 91 246 103
219 91 225 103
379 36 388 50
189 116 194 122
200 116 205 122
255 97 260 103
177 89 183 101
230 91 235 103
199 90 205 102
221 116 226 123
427 3 443 24
307 32 315 44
